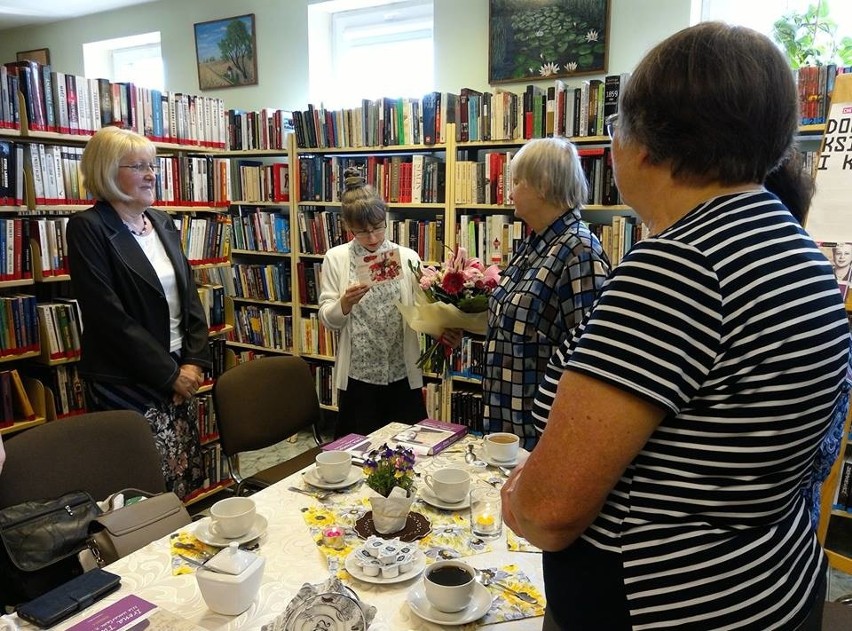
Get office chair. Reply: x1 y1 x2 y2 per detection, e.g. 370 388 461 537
0 410 167 509
212 356 325 495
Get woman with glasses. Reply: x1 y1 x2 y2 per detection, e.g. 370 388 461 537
503 23 850 630
319 166 427 437
66 125 210 499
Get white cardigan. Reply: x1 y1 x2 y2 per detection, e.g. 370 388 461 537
318 241 424 392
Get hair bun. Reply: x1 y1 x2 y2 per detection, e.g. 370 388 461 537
343 166 365 191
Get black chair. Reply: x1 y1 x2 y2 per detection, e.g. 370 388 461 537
0 410 167 509
212 356 325 495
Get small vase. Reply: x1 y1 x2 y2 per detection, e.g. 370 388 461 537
369 486 414 535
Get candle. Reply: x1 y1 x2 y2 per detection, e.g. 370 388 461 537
322 526 345 549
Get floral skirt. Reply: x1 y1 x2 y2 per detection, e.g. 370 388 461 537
85 379 204 501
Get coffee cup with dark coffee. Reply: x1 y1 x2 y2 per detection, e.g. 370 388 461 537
423 560 476 612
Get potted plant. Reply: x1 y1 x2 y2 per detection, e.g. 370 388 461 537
362 444 416 534
772 1 852 68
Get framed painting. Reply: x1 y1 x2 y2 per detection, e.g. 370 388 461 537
193 14 258 90
16 48 50 66
489 0 610 83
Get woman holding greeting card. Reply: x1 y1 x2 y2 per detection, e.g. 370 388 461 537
319 167 427 437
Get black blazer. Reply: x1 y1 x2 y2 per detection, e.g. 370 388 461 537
66 202 211 395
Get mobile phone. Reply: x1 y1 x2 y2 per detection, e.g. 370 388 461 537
16 569 121 629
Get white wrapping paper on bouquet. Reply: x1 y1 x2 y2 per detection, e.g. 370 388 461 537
396 292 487 338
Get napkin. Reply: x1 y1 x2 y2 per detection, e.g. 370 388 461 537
260 577 376 631
169 531 219 575
471 564 546 627
506 529 540 553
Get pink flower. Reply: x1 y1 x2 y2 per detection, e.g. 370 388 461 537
483 264 500 288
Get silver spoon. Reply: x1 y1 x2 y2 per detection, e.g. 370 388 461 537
464 444 477 464
288 486 332 500
476 568 538 604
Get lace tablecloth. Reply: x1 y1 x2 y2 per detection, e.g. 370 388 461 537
8 423 545 630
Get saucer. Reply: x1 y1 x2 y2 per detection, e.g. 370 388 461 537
194 514 268 547
303 465 364 490
418 487 470 510
483 447 530 468
407 580 492 625
344 549 426 584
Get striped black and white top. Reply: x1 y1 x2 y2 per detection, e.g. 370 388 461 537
533 190 851 629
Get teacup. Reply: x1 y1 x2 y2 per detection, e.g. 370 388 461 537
315 450 352 483
423 560 476 613
424 467 470 504
484 432 520 463
210 496 256 539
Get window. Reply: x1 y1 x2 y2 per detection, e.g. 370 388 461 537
699 0 852 43
83 32 164 92
309 0 434 108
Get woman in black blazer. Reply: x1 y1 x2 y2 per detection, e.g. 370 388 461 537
67 125 211 499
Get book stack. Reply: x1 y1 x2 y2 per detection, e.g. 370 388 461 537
391 418 468 456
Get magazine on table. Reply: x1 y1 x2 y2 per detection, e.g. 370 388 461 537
67 594 202 631
391 418 468 456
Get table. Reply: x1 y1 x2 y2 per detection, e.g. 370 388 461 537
9 423 545 630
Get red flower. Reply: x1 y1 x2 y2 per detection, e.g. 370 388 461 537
441 270 465 295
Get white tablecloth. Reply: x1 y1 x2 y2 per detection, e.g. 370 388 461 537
8 423 545 630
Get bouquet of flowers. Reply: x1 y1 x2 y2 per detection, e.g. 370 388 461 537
363 443 416 498
397 246 501 372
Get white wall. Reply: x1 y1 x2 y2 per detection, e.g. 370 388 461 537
0 0 692 111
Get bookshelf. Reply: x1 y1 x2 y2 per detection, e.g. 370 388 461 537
0 64 235 504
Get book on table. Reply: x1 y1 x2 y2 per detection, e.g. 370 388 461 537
322 433 376 460
67 594 202 631
391 418 468 456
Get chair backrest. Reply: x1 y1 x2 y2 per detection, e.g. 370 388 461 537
213 356 321 458
0 410 166 509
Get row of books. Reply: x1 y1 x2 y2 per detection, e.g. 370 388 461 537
0 294 39 357
232 304 293 352
297 260 322 305
454 150 515 206
797 64 852 126
194 393 219 444
456 214 524 267
0 217 35 280
832 454 852 513
588 216 648 267
226 108 295 152
37 300 82 361
291 73 630 149
232 262 293 303
0 369 36 427
422 382 443 421
201 337 228 386
449 389 485 434
193 443 231 499
297 207 347 256
0 140 23 206
194 264 236 298
173 214 230 265
297 154 446 205
234 160 289 203
1 60 229 148
231 206 290 253
27 364 85 419
196 284 227 330
308 361 338 408
300 312 338 358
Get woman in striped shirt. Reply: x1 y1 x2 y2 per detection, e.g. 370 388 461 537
502 22 850 630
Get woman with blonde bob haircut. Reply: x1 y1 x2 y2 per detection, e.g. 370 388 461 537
481 136 610 449
66 125 211 499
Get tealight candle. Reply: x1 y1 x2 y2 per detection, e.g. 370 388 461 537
322 525 345 549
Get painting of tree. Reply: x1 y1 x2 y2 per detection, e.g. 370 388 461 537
194 14 258 90
489 0 610 83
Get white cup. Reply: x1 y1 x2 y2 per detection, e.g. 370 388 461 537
315 450 352 483
484 432 520 463
423 560 476 613
209 496 256 539
424 467 470 504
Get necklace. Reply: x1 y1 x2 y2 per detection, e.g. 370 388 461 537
124 213 148 236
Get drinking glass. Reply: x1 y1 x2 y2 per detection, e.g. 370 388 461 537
469 487 502 539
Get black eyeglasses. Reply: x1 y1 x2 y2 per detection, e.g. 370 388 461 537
605 113 620 140
352 224 387 238
119 162 160 173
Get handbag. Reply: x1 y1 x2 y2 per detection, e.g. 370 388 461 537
0 490 102 608
82 489 190 570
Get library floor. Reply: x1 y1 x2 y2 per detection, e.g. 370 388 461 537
219 430 852 604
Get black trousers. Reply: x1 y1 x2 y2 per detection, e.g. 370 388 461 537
335 377 427 437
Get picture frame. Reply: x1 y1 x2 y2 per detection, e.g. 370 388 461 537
16 48 50 66
488 0 610 84
193 14 258 90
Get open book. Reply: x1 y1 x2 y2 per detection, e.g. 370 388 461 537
354 248 402 286
391 419 468 456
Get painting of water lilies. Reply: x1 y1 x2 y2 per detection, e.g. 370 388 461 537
489 0 610 83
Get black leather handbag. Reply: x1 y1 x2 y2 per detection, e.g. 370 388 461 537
0 490 101 609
